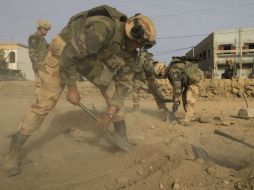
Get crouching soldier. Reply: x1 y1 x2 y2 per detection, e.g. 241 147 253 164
154 56 204 125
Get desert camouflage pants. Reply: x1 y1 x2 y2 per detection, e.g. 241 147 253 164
182 84 199 121
18 35 66 135
132 79 147 109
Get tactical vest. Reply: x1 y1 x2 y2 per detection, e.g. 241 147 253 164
59 5 127 43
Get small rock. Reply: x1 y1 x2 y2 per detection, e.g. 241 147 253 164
221 120 230 126
172 182 181 190
136 170 144 176
213 116 221 121
116 177 129 184
230 121 235 125
159 182 164 189
198 116 211 123
224 180 230 185
232 88 239 95
206 166 217 174
149 124 155 129
171 179 181 190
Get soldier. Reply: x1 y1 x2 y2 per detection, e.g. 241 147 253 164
28 19 51 74
155 56 204 125
221 58 237 79
2 5 156 177
132 50 169 120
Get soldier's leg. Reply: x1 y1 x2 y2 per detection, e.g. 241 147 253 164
103 80 129 140
132 80 141 110
183 84 199 121
19 35 66 135
147 79 168 121
2 35 65 177
151 90 168 121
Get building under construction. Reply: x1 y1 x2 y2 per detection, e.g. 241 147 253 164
186 28 254 79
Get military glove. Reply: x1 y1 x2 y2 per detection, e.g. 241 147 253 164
66 85 80 105
96 105 118 128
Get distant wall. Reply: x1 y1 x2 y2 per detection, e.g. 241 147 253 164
198 79 254 98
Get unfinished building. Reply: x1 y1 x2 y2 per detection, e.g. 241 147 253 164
186 28 254 79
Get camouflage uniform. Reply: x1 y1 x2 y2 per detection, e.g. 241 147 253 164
132 49 153 109
222 64 237 79
28 32 48 73
132 50 167 110
168 57 204 122
19 5 140 135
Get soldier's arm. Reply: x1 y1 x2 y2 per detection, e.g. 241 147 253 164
60 18 115 86
111 66 133 108
143 59 156 81
28 35 41 65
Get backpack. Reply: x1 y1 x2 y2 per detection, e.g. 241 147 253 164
183 61 204 84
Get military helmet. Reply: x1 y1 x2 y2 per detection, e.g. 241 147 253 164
36 19 51 30
125 14 156 48
154 62 165 75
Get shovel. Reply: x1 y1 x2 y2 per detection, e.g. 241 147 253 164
77 102 130 151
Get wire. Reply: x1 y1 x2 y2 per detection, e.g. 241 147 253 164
156 33 209 40
156 29 254 40
154 2 254 19
153 46 194 56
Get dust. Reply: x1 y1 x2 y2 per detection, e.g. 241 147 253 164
0 81 254 190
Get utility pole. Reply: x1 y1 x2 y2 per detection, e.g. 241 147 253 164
239 28 243 78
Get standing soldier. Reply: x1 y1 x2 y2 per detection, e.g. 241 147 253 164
28 19 51 75
155 56 204 125
2 5 156 177
221 58 237 79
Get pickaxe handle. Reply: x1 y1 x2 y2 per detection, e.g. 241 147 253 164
78 102 98 121
215 129 254 150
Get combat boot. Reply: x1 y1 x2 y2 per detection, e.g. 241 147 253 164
113 120 127 141
158 108 169 121
2 132 29 177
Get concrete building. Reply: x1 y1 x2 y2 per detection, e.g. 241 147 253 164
0 43 34 80
186 28 254 79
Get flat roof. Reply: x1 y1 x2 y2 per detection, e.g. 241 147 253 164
0 43 28 49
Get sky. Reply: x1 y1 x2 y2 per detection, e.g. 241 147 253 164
1 0 254 62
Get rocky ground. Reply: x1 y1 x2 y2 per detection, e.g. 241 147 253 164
0 81 254 190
